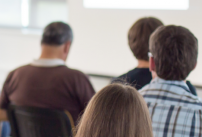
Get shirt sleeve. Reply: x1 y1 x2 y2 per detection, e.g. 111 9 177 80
0 71 14 109
75 73 96 110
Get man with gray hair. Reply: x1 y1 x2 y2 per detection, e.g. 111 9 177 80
0 22 95 125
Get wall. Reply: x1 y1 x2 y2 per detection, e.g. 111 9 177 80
0 0 202 87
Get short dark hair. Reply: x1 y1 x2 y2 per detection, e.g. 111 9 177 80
128 17 163 61
41 22 73 46
149 25 198 80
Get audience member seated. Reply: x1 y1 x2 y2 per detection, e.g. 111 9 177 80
113 17 197 96
113 17 163 90
0 22 95 125
140 25 202 137
75 83 153 137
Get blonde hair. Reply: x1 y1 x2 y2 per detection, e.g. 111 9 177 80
75 83 153 137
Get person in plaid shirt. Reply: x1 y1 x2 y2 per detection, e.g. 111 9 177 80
139 25 202 137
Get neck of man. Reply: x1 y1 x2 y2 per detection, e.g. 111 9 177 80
137 60 149 68
39 44 66 61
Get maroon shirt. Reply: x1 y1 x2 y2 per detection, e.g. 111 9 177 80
0 65 95 124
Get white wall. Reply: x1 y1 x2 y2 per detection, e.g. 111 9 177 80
0 0 202 87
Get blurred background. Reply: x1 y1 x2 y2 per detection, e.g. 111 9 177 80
0 0 201 97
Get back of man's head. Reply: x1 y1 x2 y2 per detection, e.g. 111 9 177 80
41 22 73 46
128 17 163 61
149 25 198 80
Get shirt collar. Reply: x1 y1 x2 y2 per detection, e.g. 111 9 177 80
152 77 189 89
30 59 65 67
141 77 202 102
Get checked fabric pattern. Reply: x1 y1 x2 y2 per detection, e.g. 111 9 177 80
139 78 202 137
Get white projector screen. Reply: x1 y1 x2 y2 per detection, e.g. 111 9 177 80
84 0 189 10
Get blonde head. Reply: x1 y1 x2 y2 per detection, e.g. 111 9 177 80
75 83 153 137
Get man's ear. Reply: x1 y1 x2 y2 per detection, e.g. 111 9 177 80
64 41 71 54
149 57 155 72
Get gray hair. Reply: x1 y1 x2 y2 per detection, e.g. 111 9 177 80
41 22 73 46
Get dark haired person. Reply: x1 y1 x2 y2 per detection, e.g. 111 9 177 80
113 17 163 90
113 17 197 96
140 25 202 137
0 22 95 125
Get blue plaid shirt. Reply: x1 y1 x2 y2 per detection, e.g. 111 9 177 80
139 78 202 137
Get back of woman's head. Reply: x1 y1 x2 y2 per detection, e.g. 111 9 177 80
128 17 163 61
75 83 153 137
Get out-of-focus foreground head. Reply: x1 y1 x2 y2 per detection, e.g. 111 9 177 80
149 25 198 80
75 83 153 137
40 22 73 61
128 17 163 61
